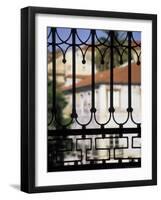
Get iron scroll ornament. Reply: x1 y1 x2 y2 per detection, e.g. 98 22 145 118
47 28 141 172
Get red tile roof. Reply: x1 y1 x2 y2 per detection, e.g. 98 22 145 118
62 63 141 91
65 74 89 79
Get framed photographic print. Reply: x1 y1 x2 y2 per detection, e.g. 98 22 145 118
21 6 157 193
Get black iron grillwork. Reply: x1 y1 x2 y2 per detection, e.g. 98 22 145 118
47 27 141 172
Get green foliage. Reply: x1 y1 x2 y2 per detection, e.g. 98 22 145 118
48 80 70 129
95 31 129 71
47 80 71 168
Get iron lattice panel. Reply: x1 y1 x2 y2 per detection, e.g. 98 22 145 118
48 127 141 172
47 27 141 172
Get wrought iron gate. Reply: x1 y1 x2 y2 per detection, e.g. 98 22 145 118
47 28 141 172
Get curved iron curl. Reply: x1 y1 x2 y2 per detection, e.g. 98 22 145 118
63 44 93 64
75 29 92 45
131 47 140 63
75 112 93 127
113 32 128 47
82 45 92 64
48 111 74 128
102 46 111 58
95 43 111 48
55 44 67 62
48 110 54 126
138 51 141 62
84 45 92 54
94 46 104 57
80 45 91 59
130 112 141 126
93 112 112 127
113 46 129 64
93 46 110 65
112 111 141 127
73 45 87 63
51 41 69 46
75 45 94 64
56 44 65 55
64 44 73 55
55 29 72 45
47 106 74 128
112 46 122 58
111 111 130 126
131 47 140 55
95 31 110 46
120 46 128 57
131 33 141 47
63 44 85 57
54 114 74 128
94 46 110 67
48 113 60 129
47 28 52 39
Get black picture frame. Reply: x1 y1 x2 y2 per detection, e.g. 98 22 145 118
21 6 157 193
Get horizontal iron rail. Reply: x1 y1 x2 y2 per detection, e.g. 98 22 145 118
48 161 141 172
48 127 141 136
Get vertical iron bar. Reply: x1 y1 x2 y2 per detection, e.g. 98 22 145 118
109 31 114 148
91 29 95 111
110 31 114 112
127 31 132 111
72 29 76 115
51 28 56 112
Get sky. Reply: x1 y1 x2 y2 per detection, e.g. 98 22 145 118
47 27 141 51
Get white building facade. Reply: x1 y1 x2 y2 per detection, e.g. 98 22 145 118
61 63 141 161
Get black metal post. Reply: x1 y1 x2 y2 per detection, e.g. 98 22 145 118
51 28 56 113
72 29 77 117
91 29 95 112
127 31 132 112
109 31 114 112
